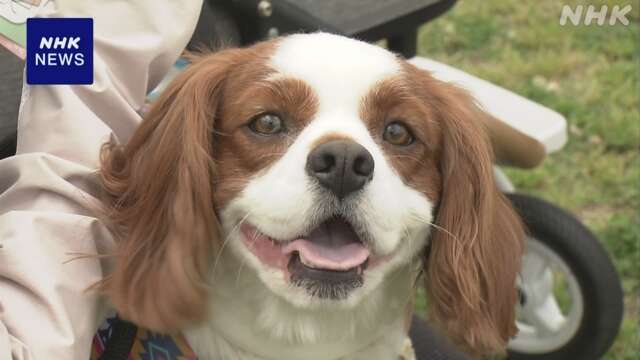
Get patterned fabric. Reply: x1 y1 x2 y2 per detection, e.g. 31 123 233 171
91 315 197 360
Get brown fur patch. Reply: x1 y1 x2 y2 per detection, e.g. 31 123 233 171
97 39 319 332
359 63 524 356
213 74 318 207
359 77 442 201
400 62 524 356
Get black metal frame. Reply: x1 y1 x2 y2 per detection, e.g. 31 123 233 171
221 0 457 58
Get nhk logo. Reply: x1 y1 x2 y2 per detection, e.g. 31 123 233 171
35 36 85 66
26 18 93 85
559 4 632 26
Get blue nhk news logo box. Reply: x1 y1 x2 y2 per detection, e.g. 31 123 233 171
26 18 93 85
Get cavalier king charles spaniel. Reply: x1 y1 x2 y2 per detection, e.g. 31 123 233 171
98 33 524 359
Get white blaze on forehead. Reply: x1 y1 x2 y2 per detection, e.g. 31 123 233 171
269 33 401 113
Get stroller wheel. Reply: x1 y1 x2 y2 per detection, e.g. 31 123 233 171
506 193 623 360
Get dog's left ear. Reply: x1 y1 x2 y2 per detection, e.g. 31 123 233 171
411 67 525 355
98 49 243 332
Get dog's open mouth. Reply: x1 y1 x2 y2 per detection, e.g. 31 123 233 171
240 217 369 299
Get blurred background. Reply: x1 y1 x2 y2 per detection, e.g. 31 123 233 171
413 1 638 359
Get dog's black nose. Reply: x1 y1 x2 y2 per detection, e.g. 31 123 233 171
306 139 374 199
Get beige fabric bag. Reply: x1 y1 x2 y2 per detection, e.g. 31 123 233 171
0 1 202 358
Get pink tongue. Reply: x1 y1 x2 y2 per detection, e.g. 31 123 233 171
282 218 369 271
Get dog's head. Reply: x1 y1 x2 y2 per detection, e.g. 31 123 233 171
99 33 523 354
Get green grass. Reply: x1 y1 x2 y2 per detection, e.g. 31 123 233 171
414 1 639 358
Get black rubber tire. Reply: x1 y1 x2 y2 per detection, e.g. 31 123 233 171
506 193 624 360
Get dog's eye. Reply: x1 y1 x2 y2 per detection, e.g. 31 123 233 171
248 113 284 135
383 122 414 146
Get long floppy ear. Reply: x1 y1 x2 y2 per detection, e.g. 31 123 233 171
419 73 525 355
98 50 240 332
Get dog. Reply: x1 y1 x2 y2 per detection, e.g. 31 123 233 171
97 33 524 359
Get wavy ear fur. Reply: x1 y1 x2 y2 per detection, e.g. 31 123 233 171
98 49 242 332
415 69 525 356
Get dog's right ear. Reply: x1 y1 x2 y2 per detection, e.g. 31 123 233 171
406 65 524 356
98 48 241 332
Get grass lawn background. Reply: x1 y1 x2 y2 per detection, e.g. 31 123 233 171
413 1 639 358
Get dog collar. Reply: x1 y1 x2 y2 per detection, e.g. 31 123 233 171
91 315 197 360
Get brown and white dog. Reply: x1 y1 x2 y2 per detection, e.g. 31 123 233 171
98 33 524 359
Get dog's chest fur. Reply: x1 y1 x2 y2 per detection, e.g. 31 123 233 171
184 253 416 360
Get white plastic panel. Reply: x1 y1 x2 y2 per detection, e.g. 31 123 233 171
409 57 567 153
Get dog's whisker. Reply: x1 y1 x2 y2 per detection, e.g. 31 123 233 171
235 228 261 286
211 212 251 278
62 252 113 264
386 226 413 284
409 214 458 241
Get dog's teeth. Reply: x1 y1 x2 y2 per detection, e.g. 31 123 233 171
299 254 315 268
